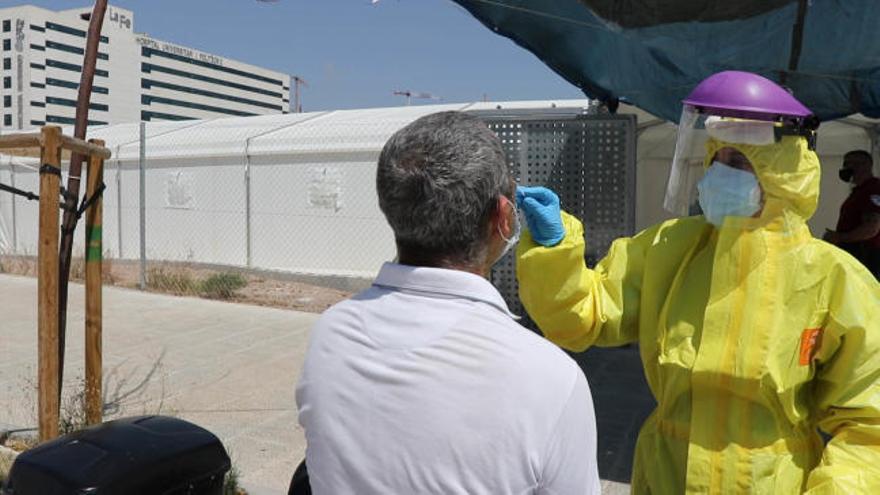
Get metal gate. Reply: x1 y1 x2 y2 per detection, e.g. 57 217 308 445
476 110 637 327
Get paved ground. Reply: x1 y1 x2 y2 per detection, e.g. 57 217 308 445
0 274 642 494
0 274 313 493
574 346 656 485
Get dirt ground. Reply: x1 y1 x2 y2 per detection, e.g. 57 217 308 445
0 255 353 314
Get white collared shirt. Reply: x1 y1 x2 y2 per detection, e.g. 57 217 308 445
296 262 599 495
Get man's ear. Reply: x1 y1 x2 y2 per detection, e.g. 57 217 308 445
494 195 514 238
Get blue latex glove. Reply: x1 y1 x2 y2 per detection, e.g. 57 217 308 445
515 186 565 246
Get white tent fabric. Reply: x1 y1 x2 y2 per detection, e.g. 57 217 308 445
0 154 40 256
1 100 876 279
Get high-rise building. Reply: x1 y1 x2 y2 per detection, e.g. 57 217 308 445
0 4 291 130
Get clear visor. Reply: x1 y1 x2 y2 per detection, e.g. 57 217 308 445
663 106 778 215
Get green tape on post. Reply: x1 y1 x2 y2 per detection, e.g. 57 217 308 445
86 226 102 262
86 246 102 262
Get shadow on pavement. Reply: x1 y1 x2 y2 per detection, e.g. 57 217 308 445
570 344 656 484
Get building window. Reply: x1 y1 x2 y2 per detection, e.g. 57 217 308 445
30 63 45 70
3 96 10 108
46 115 107 126
30 24 45 32
44 40 110 60
46 59 80 72
45 77 108 94
46 77 77 89
31 101 45 107
3 58 10 70
30 82 45 88
141 62 283 99
45 59 108 78
2 39 10 51
30 43 45 51
45 22 108 43
30 120 45 126
46 40 83 55
46 96 108 112
141 78 283 111
141 94 256 117
3 115 11 126
141 110 195 122
141 47 282 85
3 76 10 89
2 20 10 33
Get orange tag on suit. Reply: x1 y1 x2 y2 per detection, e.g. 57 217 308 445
799 328 822 366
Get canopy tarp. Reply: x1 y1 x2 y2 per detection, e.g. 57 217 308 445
452 0 880 122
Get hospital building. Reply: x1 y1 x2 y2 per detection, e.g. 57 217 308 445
0 4 291 130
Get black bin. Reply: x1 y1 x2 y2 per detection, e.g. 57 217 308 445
2 415 231 495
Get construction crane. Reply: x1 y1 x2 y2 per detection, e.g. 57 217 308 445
392 90 440 106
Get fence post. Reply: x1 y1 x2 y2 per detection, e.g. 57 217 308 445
116 151 122 260
84 139 104 426
245 143 252 268
10 161 17 252
139 121 146 290
38 125 62 442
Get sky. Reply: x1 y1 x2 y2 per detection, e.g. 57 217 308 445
21 0 586 112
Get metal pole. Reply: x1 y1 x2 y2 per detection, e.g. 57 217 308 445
245 149 252 268
10 161 17 252
116 153 122 259
870 125 880 175
0 127 7 253
138 121 146 290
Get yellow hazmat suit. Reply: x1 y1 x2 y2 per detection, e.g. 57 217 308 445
516 135 880 493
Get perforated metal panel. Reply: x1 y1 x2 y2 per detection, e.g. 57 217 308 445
478 111 637 327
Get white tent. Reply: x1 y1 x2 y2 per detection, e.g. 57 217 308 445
1 100 877 279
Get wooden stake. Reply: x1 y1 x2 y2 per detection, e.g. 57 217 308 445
84 139 104 426
38 125 62 442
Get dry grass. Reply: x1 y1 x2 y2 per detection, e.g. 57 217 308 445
0 255 352 313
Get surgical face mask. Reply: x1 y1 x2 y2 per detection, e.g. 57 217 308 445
839 168 855 183
494 198 521 264
697 161 763 227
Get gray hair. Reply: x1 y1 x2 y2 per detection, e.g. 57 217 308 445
377 111 511 263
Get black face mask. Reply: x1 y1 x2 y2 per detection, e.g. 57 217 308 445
839 168 855 182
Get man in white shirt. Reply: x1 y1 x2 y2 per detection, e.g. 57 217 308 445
296 111 600 494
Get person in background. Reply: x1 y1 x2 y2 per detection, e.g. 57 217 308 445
296 111 600 495
515 71 880 493
824 149 880 279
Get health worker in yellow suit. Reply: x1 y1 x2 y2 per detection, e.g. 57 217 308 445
515 71 880 494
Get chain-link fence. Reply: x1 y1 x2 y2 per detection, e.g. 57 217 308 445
0 105 638 312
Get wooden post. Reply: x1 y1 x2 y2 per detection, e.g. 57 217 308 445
84 139 104 426
38 125 62 442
